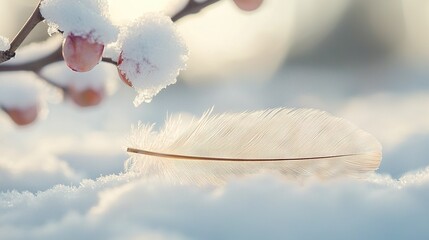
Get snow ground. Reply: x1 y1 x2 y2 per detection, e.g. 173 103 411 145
1 62 429 239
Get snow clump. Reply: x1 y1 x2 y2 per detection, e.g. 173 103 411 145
40 0 118 44
116 13 189 106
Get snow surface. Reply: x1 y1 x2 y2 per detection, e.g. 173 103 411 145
116 13 189 106
40 0 118 44
1 170 429 239
0 35 10 51
1 63 429 239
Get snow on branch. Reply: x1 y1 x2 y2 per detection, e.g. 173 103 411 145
0 36 10 52
40 0 118 44
116 13 189 106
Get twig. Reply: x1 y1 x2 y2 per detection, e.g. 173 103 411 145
101 57 117 65
0 1 44 64
0 45 65 91
171 0 220 22
0 45 62 72
0 47 116 72
35 71 66 91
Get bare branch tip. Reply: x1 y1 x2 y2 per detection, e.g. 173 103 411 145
0 51 16 64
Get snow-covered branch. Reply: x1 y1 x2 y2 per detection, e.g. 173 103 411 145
0 0 261 125
0 0 220 68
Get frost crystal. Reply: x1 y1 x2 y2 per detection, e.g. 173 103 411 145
116 13 189 106
40 0 118 44
0 35 10 51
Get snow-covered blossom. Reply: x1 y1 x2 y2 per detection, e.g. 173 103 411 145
116 13 189 106
40 0 118 44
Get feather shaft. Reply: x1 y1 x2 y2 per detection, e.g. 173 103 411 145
127 147 360 162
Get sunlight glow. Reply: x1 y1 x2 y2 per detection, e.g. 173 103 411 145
108 0 169 24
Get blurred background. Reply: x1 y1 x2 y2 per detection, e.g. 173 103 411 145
1 0 429 192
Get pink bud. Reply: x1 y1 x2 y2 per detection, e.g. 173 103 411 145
233 0 263 11
68 85 104 107
62 34 104 72
117 53 133 87
4 104 39 126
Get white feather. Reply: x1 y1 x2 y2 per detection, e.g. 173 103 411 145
126 108 382 184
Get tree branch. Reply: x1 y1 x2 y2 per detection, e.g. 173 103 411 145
0 46 62 72
0 1 44 64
